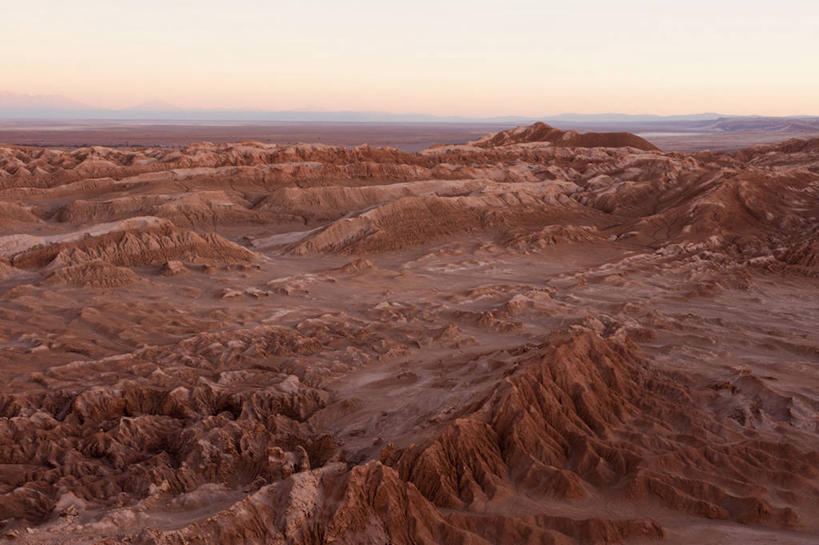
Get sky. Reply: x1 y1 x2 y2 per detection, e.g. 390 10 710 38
1 0 817 116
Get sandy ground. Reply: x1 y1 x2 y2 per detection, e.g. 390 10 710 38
0 123 817 544
646 130 819 152
0 121 506 152
1 119 817 153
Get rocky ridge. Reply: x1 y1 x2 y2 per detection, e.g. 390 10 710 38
0 123 817 544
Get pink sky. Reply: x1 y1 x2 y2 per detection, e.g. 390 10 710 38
2 0 817 116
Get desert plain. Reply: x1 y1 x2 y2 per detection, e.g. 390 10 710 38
0 122 817 544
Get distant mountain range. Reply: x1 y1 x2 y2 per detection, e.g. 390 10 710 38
0 92 729 123
0 92 91 112
544 112 725 123
1 92 818 131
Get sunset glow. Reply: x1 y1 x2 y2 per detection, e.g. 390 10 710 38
2 0 817 116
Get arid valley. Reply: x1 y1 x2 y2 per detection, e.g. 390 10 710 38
0 122 816 544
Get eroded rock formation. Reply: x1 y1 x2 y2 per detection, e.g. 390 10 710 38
0 124 817 544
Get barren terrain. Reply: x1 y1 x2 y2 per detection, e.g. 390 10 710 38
0 122 506 153
0 122 817 544
2 118 818 154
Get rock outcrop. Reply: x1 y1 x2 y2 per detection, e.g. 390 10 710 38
0 123 817 544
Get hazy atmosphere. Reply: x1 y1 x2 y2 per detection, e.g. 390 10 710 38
2 0 818 116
